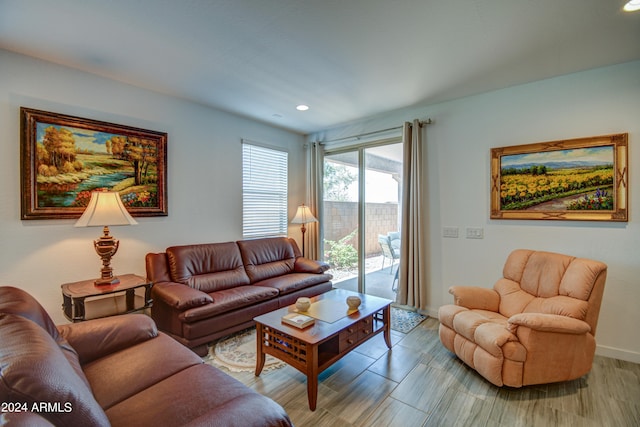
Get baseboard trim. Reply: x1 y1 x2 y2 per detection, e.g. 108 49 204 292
596 344 640 364
418 305 437 317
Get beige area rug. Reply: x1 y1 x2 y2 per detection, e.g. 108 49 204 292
204 308 427 372
205 327 286 373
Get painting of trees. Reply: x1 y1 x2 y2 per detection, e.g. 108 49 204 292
21 108 167 219
108 136 157 186
38 126 82 176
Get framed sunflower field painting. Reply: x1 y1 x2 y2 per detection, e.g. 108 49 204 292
490 134 627 221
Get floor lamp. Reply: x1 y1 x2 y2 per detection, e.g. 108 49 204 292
291 204 318 258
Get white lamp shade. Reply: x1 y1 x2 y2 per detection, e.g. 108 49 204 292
291 204 318 224
624 1 640 12
74 191 138 227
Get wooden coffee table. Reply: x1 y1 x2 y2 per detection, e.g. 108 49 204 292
254 289 392 410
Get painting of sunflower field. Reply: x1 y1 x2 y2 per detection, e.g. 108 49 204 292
21 108 167 219
490 134 628 222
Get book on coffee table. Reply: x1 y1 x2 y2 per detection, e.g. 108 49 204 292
281 312 315 328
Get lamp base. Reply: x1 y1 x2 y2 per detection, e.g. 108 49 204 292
93 225 121 287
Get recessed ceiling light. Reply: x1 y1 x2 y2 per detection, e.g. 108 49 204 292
296 104 310 111
624 0 640 11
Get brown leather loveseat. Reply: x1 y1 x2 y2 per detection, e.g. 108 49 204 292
146 237 333 355
0 286 292 427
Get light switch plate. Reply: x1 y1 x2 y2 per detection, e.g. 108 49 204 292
466 227 484 239
442 226 459 238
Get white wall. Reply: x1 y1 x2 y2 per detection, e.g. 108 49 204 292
310 60 640 363
0 50 306 324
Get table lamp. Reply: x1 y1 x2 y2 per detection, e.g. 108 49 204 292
75 190 138 286
291 204 317 257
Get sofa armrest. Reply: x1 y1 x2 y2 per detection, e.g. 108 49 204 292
152 281 214 309
0 410 57 426
507 313 591 335
448 286 500 311
294 257 330 274
57 314 157 364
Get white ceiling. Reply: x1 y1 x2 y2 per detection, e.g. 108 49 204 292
1 0 639 135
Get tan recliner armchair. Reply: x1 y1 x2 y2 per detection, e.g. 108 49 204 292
438 249 607 387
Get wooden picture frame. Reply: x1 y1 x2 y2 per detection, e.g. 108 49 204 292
490 134 628 221
21 107 168 219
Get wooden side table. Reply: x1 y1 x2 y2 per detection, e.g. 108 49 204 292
61 274 152 322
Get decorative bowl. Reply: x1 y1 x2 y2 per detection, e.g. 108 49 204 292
295 297 311 312
346 296 361 310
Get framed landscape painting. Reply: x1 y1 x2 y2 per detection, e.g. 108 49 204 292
490 134 628 221
21 107 168 219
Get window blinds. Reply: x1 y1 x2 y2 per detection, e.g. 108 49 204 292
242 142 288 238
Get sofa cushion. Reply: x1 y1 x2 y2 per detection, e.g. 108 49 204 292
559 257 607 301
0 314 110 427
520 251 574 297
255 272 331 295
57 314 158 365
180 286 279 321
83 332 204 410
104 363 292 427
237 237 296 283
167 242 251 292
494 278 535 318
522 295 589 319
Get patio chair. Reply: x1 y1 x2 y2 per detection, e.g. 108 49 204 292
378 234 400 274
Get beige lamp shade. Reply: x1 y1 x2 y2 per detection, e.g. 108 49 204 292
75 191 138 227
291 204 318 224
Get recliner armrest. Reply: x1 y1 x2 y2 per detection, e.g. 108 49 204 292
294 257 330 274
152 281 214 309
507 313 591 335
449 286 500 311
57 314 157 364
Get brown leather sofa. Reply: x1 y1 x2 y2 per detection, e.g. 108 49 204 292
146 237 333 355
0 286 292 427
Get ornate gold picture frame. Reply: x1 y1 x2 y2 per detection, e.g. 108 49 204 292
21 107 168 219
490 134 628 221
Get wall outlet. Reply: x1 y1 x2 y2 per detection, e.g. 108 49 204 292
466 227 484 239
442 226 459 238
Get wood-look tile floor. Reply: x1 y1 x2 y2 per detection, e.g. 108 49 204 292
222 318 640 427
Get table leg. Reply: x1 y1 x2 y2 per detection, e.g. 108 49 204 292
62 294 72 321
255 323 266 376
74 297 86 322
125 289 135 311
383 307 392 349
307 345 319 411
144 284 153 308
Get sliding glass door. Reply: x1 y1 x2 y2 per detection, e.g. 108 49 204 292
322 141 402 299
